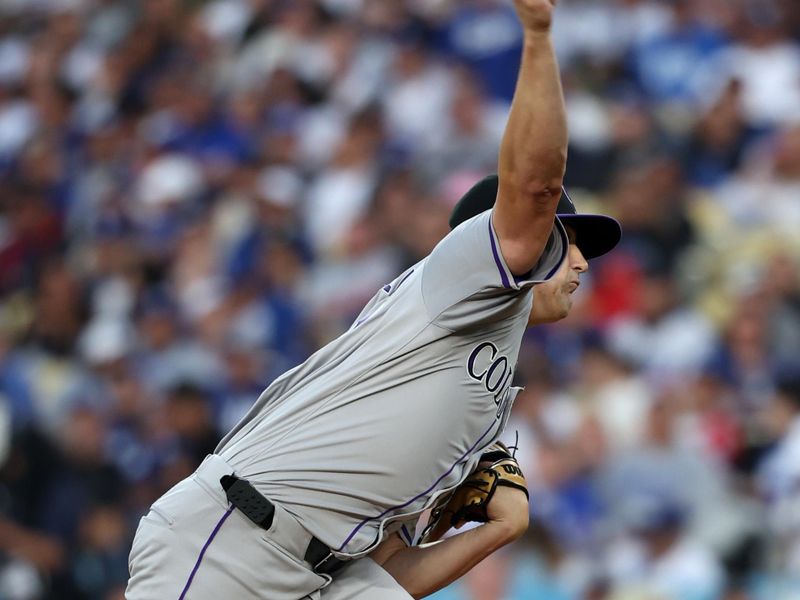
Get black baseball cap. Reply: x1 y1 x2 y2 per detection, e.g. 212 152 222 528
449 174 621 260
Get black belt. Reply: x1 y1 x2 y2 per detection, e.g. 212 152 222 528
220 474 347 575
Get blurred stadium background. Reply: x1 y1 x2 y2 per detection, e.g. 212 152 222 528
0 0 799 598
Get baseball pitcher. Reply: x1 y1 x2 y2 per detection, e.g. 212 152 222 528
125 1 621 598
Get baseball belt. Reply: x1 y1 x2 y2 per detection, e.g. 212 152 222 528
220 474 347 575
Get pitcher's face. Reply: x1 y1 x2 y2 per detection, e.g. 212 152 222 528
528 226 588 326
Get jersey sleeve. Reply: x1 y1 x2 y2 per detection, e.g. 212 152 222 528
421 209 567 329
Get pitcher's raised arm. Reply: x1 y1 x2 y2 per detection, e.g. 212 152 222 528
493 0 568 276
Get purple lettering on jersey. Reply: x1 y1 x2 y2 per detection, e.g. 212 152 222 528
485 356 508 392
466 341 515 407
467 341 498 380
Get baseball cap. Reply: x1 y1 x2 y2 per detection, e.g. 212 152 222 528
449 174 621 260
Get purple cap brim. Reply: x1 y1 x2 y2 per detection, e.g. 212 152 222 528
558 213 622 260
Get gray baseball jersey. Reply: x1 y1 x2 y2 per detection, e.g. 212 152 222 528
216 209 567 557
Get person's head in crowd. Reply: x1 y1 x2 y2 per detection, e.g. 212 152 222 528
164 382 218 456
332 106 385 168
79 318 135 379
155 382 220 486
609 161 672 232
580 342 637 388
227 89 265 132
107 368 150 423
636 268 680 324
391 28 430 80
71 503 130 598
720 584 752 600
60 404 108 466
669 0 698 27
511 346 558 418
141 0 183 28
362 1 415 35
643 400 677 448
136 289 180 351
691 360 735 412
772 125 800 179
450 68 487 135
77 504 128 560
737 0 790 47
521 519 568 572
760 253 800 304
703 78 746 139
607 93 657 153
762 376 800 440
585 580 611 600
172 79 216 130
258 238 307 292
256 165 304 231
722 293 769 371
626 493 687 559
370 169 419 245
223 339 267 390
274 0 327 37
33 259 88 356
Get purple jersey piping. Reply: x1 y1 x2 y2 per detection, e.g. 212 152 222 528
513 218 569 284
336 417 499 552
178 505 234 600
488 217 512 288
356 269 416 328
400 524 413 545
488 214 568 288
542 218 568 281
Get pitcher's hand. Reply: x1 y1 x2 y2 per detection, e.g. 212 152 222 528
513 0 557 34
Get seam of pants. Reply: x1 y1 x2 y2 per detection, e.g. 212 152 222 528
177 505 235 600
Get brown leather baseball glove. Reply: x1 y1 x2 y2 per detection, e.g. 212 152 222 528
420 442 528 543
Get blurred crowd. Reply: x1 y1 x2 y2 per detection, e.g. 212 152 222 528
0 0 799 598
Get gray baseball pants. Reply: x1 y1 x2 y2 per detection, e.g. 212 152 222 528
125 454 411 600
